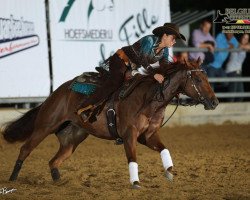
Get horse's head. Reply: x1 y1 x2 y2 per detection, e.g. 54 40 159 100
179 58 219 110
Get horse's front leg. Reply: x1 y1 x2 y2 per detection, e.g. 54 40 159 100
123 126 140 189
139 132 174 181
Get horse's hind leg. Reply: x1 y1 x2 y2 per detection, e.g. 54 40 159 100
9 127 53 181
49 123 89 181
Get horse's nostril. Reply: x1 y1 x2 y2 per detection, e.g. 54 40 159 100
199 96 205 102
212 99 218 107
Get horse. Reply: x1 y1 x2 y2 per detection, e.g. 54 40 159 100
1 58 218 189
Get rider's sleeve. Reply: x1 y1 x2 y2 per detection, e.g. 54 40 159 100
131 67 148 76
132 61 161 76
138 36 154 68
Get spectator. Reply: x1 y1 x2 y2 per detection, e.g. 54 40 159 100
225 33 250 102
206 33 238 89
189 19 215 64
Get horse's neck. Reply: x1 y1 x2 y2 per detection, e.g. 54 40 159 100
127 76 177 113
162 70 184 101
153 70 186 109
129 72 183 115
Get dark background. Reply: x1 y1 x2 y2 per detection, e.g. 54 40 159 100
170 0 250 97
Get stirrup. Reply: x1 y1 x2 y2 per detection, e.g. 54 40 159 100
77 104 93 115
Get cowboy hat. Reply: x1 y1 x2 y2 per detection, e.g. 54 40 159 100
153 23 186 41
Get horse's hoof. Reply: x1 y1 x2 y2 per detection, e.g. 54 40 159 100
51 168 60 181
131 181 141 189
166 170 174 182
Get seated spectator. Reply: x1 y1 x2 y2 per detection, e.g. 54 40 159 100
206 33 239 89
189 19 215 64
225 33 250 102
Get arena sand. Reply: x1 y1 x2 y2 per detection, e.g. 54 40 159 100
0 123 249 200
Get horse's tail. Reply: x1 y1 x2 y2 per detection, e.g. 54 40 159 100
2 105 41 143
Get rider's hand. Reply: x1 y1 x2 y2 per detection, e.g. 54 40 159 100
154 74 164 83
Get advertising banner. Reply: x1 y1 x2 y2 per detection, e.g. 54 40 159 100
0 0 50 98
49 0 171 89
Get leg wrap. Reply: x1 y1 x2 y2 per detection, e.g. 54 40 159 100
128 162 139 184
160 149 173 170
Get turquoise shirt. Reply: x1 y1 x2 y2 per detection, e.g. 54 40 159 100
122 35 169 69
210 33 238 69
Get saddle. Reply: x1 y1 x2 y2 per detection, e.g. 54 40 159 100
70 70 109 95
119 74 146 99
71 71 148 144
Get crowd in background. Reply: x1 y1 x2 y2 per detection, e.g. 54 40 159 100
174 19 250 102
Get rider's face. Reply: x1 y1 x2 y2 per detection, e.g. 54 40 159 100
161 34 176 48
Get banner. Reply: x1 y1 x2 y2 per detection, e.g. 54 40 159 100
0 0 50 98
49 0 171 89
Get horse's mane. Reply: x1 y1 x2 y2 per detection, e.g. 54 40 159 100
147 60 201 78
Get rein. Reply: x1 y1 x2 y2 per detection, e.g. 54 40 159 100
161 95 179 127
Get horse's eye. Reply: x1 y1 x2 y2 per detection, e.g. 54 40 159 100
201 69 207 75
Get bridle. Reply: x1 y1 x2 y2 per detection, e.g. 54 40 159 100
182 69 206 103
161 68 205 127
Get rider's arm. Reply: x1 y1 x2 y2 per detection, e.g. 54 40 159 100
151 48 170 83
138 36 155 68
131 62 160 76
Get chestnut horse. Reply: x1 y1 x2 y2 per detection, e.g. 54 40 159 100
2 59 218 188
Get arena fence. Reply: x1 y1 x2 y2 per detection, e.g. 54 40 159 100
1 78 250 105
0 47 249 105
174 47 250 99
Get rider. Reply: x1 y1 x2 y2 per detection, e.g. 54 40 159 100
78 23 186 121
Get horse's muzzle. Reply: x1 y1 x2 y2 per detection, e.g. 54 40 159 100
204 97 219 110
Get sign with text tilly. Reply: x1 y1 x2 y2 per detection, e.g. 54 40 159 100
0 0 50 98
49 0 170 89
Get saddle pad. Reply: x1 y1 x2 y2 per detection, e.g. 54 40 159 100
70 81 96 95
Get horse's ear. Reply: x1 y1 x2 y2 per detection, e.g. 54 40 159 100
196 57 202 66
